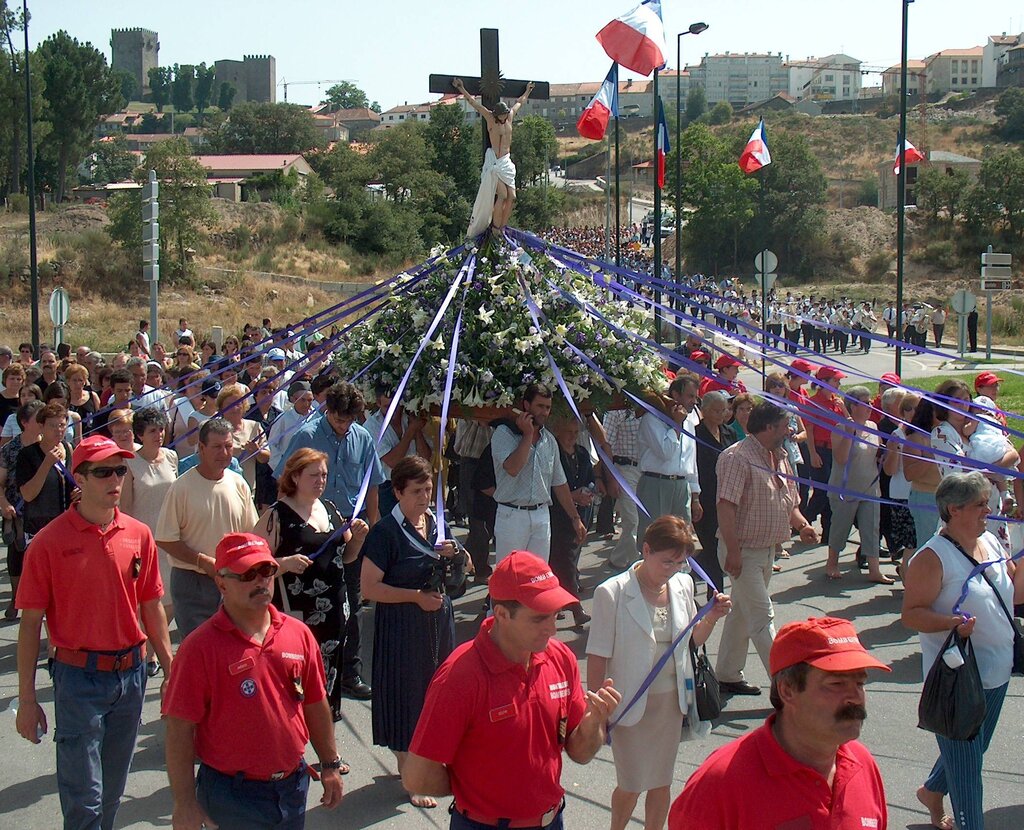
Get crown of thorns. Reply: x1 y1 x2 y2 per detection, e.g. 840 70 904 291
492 102 510 116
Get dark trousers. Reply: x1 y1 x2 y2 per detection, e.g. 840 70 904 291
784 329 800 354
801 323 814 348
342 559 364 681
933 324 945 348
595 492 616 535
805 446 833 538
694 520 724 600
197 762 309 830
767 323 782 349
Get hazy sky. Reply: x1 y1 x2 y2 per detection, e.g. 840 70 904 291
28 1 1024 109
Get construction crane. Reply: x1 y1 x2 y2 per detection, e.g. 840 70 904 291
277 78 359 103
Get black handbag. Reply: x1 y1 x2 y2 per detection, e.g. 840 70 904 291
689 639 722 721
917 628 987 741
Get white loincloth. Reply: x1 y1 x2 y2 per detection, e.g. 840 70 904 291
466 148 517 238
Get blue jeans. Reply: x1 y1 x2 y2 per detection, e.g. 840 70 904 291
908 489 939 550
197 762 310 829
450 804 565 830
51 654 147 830
924 683 1008 830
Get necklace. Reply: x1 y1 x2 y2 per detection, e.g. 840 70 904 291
636 567 666 597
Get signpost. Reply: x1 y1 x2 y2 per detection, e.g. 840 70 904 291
48 287 70 348
981 247 1012 360
755 249 778 384
142 170 159 343
950 288 976 358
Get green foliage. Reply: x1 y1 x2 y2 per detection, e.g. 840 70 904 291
685 86 706 125
0 42 48 196
138 111 169 134
916 166 970 235
194 63 215 118
171 64 194 113
513 184 564 230
37 30 123 202
856 178 878 207
970 148 1024 240
995 88 1024 142
217 82 236 112
320 81 370 112
368 123 433 203
148 67 171 112
912 239 958 270
113 69 137 102
89 135 137 184
208 102 325 154
354 200 423 259
7 192 26 212
425 103 479 201
863 250 892 281
705 101 733 125
512 116 557 188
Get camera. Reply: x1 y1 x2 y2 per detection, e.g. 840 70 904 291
422 549 469 600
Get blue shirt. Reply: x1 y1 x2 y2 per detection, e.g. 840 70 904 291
177 453 244 477
277 416 384 516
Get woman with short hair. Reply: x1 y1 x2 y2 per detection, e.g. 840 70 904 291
902 471 1024 830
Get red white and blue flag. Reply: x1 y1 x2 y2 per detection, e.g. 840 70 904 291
739 118 772 174
596 0 668 77
893 133 925 175
656 98 670 189
577 63 619 141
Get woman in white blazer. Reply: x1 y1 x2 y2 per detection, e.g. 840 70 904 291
587 515 730 830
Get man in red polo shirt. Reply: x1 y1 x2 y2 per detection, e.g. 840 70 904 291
402 551 622 829
163 533 344 830
698 353 747 398
16 435 172 830
804 366 849 540
669 616 890 830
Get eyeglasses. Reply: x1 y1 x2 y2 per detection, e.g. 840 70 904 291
220 563 278 581
86 465 128 479
177 352 190 357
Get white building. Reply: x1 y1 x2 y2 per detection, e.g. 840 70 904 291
785 54 862 101
985 33 1023 87
687 52 790 108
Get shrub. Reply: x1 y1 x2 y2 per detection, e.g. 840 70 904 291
7 194 29 213
863 250 892 281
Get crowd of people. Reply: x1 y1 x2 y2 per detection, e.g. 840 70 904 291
3 306 1023 830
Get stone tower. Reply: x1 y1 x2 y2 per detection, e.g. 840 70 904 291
244 54 277 103
110 28 159 99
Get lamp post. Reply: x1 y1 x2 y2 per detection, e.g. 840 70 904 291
675 23 708 343
895 0 913 376
24 0 39 356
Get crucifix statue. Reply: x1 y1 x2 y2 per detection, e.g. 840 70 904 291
430 29 549 237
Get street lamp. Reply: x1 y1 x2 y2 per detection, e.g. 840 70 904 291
895 1 913 375
674 22 708 342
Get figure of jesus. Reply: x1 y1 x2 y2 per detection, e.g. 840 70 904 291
454 76 535 237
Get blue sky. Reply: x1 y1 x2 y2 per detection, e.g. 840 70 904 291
28 1 1024 109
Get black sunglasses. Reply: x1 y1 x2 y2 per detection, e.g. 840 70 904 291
221 562 278 581
87 465 129 479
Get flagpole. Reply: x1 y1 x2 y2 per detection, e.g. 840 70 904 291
653 67 662 344
605 133 612 262
895 0 912 376
615 110 621 267
760 171 768 388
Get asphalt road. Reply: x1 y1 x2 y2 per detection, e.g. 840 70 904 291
1 346 1022 829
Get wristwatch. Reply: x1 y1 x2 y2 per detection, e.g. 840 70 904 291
320 756 344 771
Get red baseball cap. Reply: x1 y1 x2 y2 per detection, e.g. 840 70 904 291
815 366 846 382
715 353 742 370
880 372 902 386
690 350 709 362
770 617 891 676
71 435 134 473
788 358 816 376
975 371 1003 390
215 532 276 575
489 551 577 613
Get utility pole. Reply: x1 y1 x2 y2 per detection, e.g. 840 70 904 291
142 170 160 342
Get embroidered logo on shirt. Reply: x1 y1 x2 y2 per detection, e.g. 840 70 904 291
860 820 878 829
549 680 570 700
281 652 305 661
240 678 257 698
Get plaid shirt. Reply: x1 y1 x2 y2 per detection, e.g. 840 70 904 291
716 436 797 549
603 409 641 462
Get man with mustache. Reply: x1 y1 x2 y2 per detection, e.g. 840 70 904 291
668 617 890 830
163 532 344 829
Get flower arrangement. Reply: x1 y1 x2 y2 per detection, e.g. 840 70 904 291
333 238 667 414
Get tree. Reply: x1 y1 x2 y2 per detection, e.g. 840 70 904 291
108 137 214 280
90 135 137 183
208 102 325 154
171 64 194 113
0 9 47 196
148 66 171 112
969 148 1024 240
368 122 434 203
995 87 1024 142
425 103 478 201
511 116 557 188
916 166 970 235
320 81 369 113
217 82 235 112
684 86 706 125
112 68 137 102
194 63 215 119
37 30 122 202
705 101 733 125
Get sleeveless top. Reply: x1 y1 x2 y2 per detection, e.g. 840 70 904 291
911 532 1014 689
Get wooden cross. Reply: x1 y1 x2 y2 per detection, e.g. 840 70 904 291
429 28 549 154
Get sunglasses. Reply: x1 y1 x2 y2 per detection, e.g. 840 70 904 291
86 465 129 479
221 562 279 581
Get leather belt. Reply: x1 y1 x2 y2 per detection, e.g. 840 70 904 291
612 456 637 467
455 799 564 829
54 643 146 672
642 472 684 481
498 502 545 511
208 762 302 782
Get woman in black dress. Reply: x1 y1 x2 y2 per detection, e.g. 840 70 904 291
252 447 368 731
361 455 461 809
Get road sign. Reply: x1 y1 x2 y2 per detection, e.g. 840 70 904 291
981 279 1012 292
981 265 1011 279
48 287 69 327
142 221 159 244
754 249 778 274
951 289 976 314
754 272 778 290
143 263 159 282
981 252 1012 266
142 240 159 263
